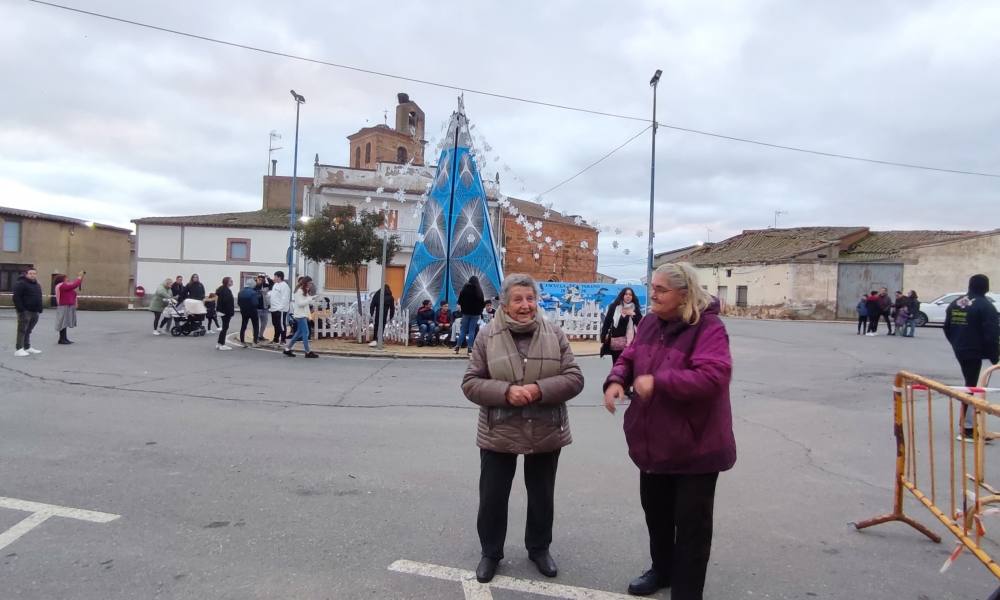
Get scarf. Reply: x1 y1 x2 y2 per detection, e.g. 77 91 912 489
613 301 638 345
486 309 563 385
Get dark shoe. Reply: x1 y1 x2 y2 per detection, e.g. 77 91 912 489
58 339 72 345
283 350 295 357
628 569 669 596
529 551 558 577
476 556 499 583
304 352 319 358
454 346 460 354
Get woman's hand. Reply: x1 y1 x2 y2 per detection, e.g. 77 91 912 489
603 383 625 414
634 374 654 401
506 385 533 407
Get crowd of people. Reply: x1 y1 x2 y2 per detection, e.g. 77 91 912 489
855 287 920 337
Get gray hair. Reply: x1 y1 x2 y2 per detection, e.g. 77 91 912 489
500 273 539 306
653 262 712 325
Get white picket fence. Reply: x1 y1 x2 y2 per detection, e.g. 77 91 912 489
310 295 411 345
543 301 603 340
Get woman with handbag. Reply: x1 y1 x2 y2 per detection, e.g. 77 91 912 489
599 287 642 364
603 263 735 599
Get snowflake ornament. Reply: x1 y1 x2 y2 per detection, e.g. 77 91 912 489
543 211 551 219
555 240 564 248
549 245 556 252
614 227 622 236
500 247 507 254
467 233 476 244
375 187 384 195
416 233 425 242
537 243 544 250
592 249 599 256
623 248 631 255
573 216 584 226
612 241 619 249
381 201 389 209
636 230 644 238
533 253 540 260
534 221 543 230
580 240 589 249
365 196 372 203
516 257 523 264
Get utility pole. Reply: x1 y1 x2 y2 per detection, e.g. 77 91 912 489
646 69 662 289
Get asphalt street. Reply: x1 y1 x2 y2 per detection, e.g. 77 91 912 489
1 310 998 599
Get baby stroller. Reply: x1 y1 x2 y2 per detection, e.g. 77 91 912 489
167 298 207 337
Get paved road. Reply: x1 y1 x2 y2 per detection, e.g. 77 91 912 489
1 310 997 599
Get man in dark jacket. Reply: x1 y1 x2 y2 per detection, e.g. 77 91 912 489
415 299 437 346
171 275 184 299
215 277 235 350
864 291 881 335
454 276 486 354
12 268 44 356
236 283 261 347
945 274 1000 440
369 285 396 346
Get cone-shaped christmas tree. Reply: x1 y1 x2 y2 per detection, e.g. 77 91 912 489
401 98 504 313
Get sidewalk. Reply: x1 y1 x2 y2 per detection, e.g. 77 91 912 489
243 326 601 359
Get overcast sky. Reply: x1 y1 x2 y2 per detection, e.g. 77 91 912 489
3 0 1000 280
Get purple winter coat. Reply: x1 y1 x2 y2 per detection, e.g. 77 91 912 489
604 300 736 474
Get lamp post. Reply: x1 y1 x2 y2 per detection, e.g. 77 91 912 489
287 90 305 285
645 69 662 293
376 226 388 350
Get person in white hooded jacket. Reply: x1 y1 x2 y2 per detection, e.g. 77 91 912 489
283 276 317 358
269 271 292 344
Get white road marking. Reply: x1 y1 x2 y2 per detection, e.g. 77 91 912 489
0 496 120 551
389 559 635 599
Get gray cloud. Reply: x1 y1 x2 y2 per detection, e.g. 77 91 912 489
2 0 999 280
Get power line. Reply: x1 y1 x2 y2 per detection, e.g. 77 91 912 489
537 126 652 197
25 0 1000 179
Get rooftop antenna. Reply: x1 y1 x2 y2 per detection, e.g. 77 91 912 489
706 226 713 243
773 210 787 228
267 130 282 174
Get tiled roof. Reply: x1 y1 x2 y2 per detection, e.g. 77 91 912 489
839 230 985 261
507 198 596 229
0 205 132 233
132 210 291 229
679 227 868 266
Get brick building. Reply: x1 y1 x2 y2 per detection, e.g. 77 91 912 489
501 199 598 282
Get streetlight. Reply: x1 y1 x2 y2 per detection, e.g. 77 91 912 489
645 69 662 293
287 90 305 285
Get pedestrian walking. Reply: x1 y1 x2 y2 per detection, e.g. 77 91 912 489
204 293 219 332
944 275 1000 441
454 276 486 355
180 274 205 302
170 275 184 300
855 294 869 335
149 277 173 335
603 263 736 599
283 276 318 358
53 271 84 345
12 267 43 357
215 277 235 351
255 275 271 343
600 287 642 362
461 273 584 584
236 282 261 347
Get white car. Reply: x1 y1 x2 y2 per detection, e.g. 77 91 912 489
916 292 1000 326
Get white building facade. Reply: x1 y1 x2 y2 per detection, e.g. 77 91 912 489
133 211 290 293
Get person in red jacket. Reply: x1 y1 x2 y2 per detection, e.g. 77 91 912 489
436 301 453 343
604 262 735 599
54 271 85 345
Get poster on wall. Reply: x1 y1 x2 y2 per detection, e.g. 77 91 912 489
537 282 647 313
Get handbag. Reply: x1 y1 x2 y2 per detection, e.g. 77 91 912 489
610 336 628 352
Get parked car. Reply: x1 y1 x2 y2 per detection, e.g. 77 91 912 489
916 292 1000 326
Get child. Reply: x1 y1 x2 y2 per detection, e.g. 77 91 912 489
894 305 909 336
855 294 869 335
205 293 219 332
481 299 495 324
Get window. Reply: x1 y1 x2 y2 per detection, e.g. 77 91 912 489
397 147 408 163
0 263 30 292
736 286 748 308
325 264 367 290
380 209 398 230
2 221 21 252
354 147 361 168
365 142 371 164
240 271 261 289
227 238 251 262
726 269 732 278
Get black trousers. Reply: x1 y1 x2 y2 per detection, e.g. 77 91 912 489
270 311 287 343
881 311 893 333
857 315 867 334
16 311 39 350
478 448 560 560
640 471 719 600
239 312 259 343
867 314 879 333
217 315 232 345
152 311 162 330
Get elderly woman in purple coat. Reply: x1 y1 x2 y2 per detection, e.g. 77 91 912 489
603 262 736 600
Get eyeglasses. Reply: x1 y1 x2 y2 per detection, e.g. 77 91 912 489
651 286 684 296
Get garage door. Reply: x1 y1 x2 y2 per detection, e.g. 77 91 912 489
836 263 903 319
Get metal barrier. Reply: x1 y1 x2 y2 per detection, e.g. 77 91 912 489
854 366 1000 578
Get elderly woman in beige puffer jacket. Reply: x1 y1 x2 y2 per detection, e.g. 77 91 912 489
461 273 584 585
